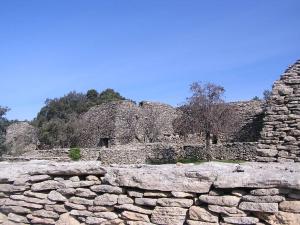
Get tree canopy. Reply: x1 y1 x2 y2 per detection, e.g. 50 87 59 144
0 106 10 155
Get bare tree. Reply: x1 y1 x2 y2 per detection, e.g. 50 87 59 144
174 82 238 160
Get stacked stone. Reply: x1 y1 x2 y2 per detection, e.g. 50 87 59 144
0 161 299 224
258 59 300 162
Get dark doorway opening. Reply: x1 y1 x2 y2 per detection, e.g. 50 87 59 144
98 138 109 148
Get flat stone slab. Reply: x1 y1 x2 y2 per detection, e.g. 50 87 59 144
0 161 299 192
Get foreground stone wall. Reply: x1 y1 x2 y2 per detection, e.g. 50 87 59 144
258 60 300 162
0 161 299 225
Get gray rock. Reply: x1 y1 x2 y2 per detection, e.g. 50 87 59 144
85 217 107 225
44 204 67 213
48 190 67 202
121 211 150 222
135 198 158 207
208 205 246 217
94 212 118 220
115 204 153 215
91 185 123 194
32 210 59 219
151 207 188 225
69 197 93 206
157 198 193 208
187 221 218 225
65 202 87 210
27 214 56 224
0 184 27 193
94 194 118 206
279 200 300 213
189 206 218 223
223 217 259 225
75 188 97 198
88 206 114 212
56 213 81 225
242 195 285 203
199 195 240 207
31 180 65 191
250 188 280 196
118 195 134 204
8 213 29 223
0 205 31 215
239 202 278 213
24 190 47 199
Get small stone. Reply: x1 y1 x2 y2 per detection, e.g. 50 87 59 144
157 198 193 208
118 195 134 204
65 202 87 210
86 175 100 181
239 202 278 213
189 206 218 223
121 211 150 222
75 188 97 198
24 191 47 199
199 195 240 207
0 184 27 193
250 188 280 196
135 198 158 207
85 217 107 224
88 206 114 212
144 192 170 198
94 194 118 206
279 201 300 213
232 190 247 197
31 180 65 191
91 185 123 194
29 175 51 182
8 213 29 223
94 212 118 220
151 207 188 225
115 204 153 215
128 190 144 198
69 197 93 206
172 192 196 198
1 205 31 214
44 204 67 213
223 217 259 225
208 205 246 217
48 190 67 202
56 213 81 225
242 195 285 203
32 209 59 219
70 210 93 217
27 214 56 224
69 176 80 182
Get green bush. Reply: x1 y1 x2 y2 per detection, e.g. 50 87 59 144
69 148 81 161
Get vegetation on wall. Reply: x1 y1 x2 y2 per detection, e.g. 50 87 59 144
0 106 10 155
69 147 81 161
33 88 127 149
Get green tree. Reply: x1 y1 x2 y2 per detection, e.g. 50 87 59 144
0 106 10 155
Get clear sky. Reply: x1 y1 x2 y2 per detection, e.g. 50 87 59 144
0 0 299 120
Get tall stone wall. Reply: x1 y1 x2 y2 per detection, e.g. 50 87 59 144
0 161 299 225
258 60 300 162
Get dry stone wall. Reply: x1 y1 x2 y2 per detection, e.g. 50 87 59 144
258 60 300 162
0 161 299 225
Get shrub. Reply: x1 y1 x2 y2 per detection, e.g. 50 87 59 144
69 148 81 161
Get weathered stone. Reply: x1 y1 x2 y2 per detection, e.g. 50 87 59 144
32 210 59 219
65 201 87 210
69 176 80 182
256 211 300 225
48 190 67 202
151 207 188 225
0 198 43 209
94 212 118 220
115 204 153 215
127 222 154 225
8 213 29 223
208 205 246 217
70 209 93 217
75 188 97 198
10 195 55 205
157 198 193 208
231 190 247 197
250 188 281 196
94 194 118 206
27 214 55 224
24 190 47 199
187 221 218 225
86 175 100 181
242 195 285 203
69 196 93 206
57 188 76 195
44 204 67 213
135 198 158 207
279 200 300 213
118 195 134 204
127 190 144 198
199 195 240 207
0 184 26 193
144 191 170 197
223 217 259 225
121 211 150 222
85 217 107 224
189 206 218 223
172 192 196 198
88 206 114 212
31 180 65 191
1 205 31 215
91 185 123 194
56 213 81 225
239 202 278 213
29 175 51 182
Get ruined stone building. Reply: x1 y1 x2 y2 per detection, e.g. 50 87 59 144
258 59 300 162
77 101 178 148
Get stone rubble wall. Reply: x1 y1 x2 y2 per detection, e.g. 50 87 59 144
0 161 299 225
99 142 258 165
258 60 300 163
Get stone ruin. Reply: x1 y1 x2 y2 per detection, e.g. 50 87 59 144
258 59 300 163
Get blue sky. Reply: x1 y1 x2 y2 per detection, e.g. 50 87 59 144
0 0 299 120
